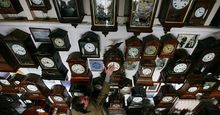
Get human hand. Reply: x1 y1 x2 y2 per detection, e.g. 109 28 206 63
105 64 115 78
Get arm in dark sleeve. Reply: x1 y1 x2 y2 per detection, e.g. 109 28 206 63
95 76 110 105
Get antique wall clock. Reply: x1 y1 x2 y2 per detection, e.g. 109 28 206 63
0 78 19 94
191 37 220 76
53 0 84 26
78 31 100 58
47 85 71 115
90 0 118 36
9 73 27 88
0 0 23 14
34 43 68 80
142 34 161 60
2 29 38 69
158 0 195 33
153 84 177 108
160 49 192 83
26 0 52 13
127 86 148 109
66 52 92 84
125 36 143 61
49 28 71 51
108 93 126 115
20 73 50 101
186 0 216 26
133 60 155 86
178 82 204 99
159 33 179 58
126 0 159 34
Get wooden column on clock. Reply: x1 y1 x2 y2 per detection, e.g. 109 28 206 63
66 52 92 85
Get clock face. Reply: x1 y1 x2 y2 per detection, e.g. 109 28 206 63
53 96 64 102
71 64 85 74
40 57 55 68
202 53 215 62
173 63 187 73
27 84 38 92
162 96 173 102
162 44 175 54
107 62 120 71
128 47 139 57
142 68 152 76
54 38 65 47
31 0 43 5
195 7 206 18
172 0 190 10
0 80 10 85
132 97 143 103
0 0 11 8
36 108 45 113
145 45 157 55
11 44 27 56
84 43 96 52
187 87 198 93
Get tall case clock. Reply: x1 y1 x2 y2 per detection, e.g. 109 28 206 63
126 0 159 34
90 0 118 36
158 0 195 33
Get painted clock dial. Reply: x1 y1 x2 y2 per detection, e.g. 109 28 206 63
202 52 215 62
173 63 187 73
11 44 27 56
84 43 96 52
54 38 65 47
145 45 157 55
142 68 152 76
71 64 85 74
162 96 173 102
195 7 206 18
107 62 120 71
172 0 190 10
128 47 139 57
162 44 174 54
40 57 55 68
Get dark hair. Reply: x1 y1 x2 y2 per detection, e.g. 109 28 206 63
72 96 90 113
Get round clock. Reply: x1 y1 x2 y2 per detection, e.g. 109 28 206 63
27 85 38 92
187 87 198 93
84 43 96 52
128 48 139 57
195 7 206 18
145 45 157 55
31 0 43 5
36 108 46 113
132 97 143 103
107 62 120 71
162 96 173 102
91 62 102 70
173 63 187 73
54 38 65 47
203 85 210 90
202 52 215 62
71 64 85 74
0 80 10 85
14 81 20 85
162 44 174 54
0 0 11 8
142 68 152 76
40 57 55 68
11 44 27 56
172 0 190 10
53 96 64 102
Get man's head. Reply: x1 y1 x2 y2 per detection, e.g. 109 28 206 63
72 95 90 113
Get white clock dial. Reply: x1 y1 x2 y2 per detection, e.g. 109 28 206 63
162 96 173 102
173 63 187 73
132 97 143 103
71 64 85 74
53 96 64 102
31 0 43 5
40 57 55 68
54 38 65 47
195 7 206 18
27 85 38 92
142 68 152 76
84 43 95 52
188 87 198 93
145 46 157 55
172 0 190 10
36 108 45 113
11 44 26 56
128 47 139 57
203 85 210 90
202 53 215 62
0 80 10 85
107 62 120 71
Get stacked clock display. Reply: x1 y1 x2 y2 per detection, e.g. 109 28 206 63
66 52 92 85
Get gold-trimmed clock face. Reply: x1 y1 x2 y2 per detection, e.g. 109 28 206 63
142 68 152 76
172 0 190 10
144 45 157 55
71 64 85 74
128 47 139 57
162 44 175 54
